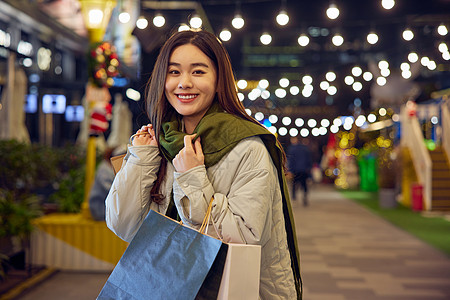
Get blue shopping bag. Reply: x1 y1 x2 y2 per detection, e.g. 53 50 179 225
98 209 227 300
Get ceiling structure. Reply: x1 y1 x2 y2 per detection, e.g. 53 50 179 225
30 0 450 117
137 0 450 116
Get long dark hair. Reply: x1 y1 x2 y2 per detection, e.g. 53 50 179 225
145 30 287 202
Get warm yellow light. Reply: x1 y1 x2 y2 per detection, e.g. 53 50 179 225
79 0 117 42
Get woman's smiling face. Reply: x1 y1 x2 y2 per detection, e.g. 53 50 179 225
165 44 217 132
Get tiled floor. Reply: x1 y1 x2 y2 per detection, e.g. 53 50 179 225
293 184 450 300
8 183 450 299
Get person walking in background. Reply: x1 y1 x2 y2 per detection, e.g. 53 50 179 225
105 30 302 299
287 136 313 206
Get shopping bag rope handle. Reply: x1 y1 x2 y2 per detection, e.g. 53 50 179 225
199 196 214 234
198 196 223 241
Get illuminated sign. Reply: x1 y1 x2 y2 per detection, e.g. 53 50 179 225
65 105 84 122
42 94 66 114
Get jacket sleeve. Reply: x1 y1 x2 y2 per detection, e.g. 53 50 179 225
105 145 161 242
172 137 277 246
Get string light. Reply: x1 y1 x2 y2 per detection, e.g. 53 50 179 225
437 23 448 36
290 86 300 95
402 70 412 79
344 76 354 85
438 42 448 53
400 62 410 71
275 88 287 98
351 66 362 77
327 86 337 95
118 12 130 24
420 56 430 66
302 75 313 85
402 28 414 41
279 78 290 87
237 79 247 89
381 0 395 10
352 82 363 91
326 3 340 20
332 33 344 46
320 81 330 90
380 68 390 77
189 13 202 29
378 60 389 69
136 17 148 29
219 28 232 41
259 79 269 89
297 34 310 46
153 13 165 27
178 24 190 31
325 71 336 81
408 52 419 63
260 32 272 45
363 72 373 81
376 77 387 86
232 13 245 29
367 31 379 44
295 118 304 127
276 10 289 26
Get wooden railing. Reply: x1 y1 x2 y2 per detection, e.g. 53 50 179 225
400 107 432 210
442 99 450 163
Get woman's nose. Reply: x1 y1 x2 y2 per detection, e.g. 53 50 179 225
178 75 193 89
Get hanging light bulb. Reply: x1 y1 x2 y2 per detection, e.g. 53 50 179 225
367 31 379 44
259 79 269 89
118 12 130 24
279 78 290 87
219 28 232 41
178 24 190 32
189 13 202 29
302 75 313 85
400 62 410 71
437 24 448 36
276 10 289 26
136 17 148 29
298 34 310 46
325 71 336 82
402 28 414 41
260 32 272 45
326 3 340 20
232 13 245 29
376 77 387 86
408 52 419 63
344 76 354 85
363 72 373 81
153 13 165 27
332 33 344 46
352 66 362 77
381 0 395 10
352 82 363 91
378 60 389 69
438 42 448 53
402 70 412 79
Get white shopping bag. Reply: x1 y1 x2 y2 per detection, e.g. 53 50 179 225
217 243 261 300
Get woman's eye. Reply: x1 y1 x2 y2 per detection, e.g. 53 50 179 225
168 69 179 74
193 70 206 74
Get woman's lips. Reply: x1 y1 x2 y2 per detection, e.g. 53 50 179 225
176 94 198 103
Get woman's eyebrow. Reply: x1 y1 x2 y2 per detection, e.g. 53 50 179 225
168 62 209 68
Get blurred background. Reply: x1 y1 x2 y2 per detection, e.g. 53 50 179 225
0 0 449 299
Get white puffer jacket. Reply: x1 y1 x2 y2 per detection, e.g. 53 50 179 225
106 136 297 299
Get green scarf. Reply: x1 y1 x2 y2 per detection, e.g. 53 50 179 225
160 103 302 299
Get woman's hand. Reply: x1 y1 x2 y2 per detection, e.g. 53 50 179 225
132 124 158 146
173 134 204 173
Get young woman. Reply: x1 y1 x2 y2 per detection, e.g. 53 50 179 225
105 30 302 299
